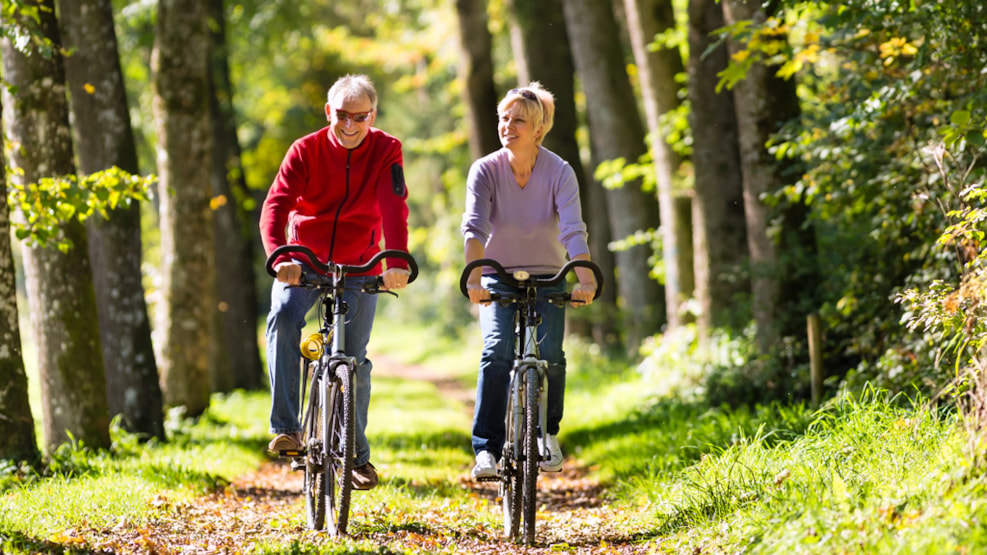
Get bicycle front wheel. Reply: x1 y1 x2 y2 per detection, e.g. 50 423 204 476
326 363 355 535
303 371 328 530
522 365 540 545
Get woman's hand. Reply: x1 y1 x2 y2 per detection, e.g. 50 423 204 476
570 282 596 308
467 280 492 304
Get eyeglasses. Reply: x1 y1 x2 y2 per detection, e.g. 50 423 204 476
334 109 374 123
509 88 540 106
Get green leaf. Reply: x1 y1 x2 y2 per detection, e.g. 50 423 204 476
949 110 971 125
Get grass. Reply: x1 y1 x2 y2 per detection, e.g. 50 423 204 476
7 316 987 553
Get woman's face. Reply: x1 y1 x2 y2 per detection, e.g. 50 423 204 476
498 102 541 150
325 94 376 149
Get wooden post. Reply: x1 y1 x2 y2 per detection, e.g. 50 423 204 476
807 314 823 406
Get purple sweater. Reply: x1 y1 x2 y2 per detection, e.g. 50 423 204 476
462 147 590 275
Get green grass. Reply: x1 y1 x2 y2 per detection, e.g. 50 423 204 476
8 316 987 554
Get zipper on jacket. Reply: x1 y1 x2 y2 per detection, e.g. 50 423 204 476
327 150 351 263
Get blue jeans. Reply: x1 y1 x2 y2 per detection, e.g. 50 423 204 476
266 273 379 466
472 275 567 459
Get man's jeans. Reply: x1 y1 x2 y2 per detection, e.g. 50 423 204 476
471 275 567 460
266 273 378 466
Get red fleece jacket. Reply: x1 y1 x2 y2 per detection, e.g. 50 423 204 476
260 126 410 274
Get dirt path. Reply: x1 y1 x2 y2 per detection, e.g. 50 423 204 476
80 357 657 554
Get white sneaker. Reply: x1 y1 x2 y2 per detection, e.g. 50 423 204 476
471 450 498 480
539 434 563 472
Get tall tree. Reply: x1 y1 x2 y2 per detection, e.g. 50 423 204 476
0 102 39 463
506 0 619 346
208 0 264 392
454 0 501 159
622 0 691 329
152 0 215 417
687 0 747 339
1 0 110 452
561 0 665 355
57 0 165 440
721 0 810 354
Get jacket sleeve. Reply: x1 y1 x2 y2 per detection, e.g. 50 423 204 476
260 141 307 267
376 139 410 270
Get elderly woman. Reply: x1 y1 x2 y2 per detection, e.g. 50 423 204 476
461 82 597 480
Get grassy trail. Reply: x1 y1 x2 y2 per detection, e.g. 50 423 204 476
1 350 655 554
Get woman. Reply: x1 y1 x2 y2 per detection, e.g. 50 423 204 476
461 82 597 480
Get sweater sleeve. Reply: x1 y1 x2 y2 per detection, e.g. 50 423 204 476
461 160 493 246
554 162 590 258
377 140 410 270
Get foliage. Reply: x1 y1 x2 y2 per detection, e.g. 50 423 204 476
0 0 56 58
641 389 972 553
703 1 987 398
6 167 154 252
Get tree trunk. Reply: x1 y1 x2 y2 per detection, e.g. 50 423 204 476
622 0 690 328
454 0 502 159
1 1 110 452
0 104 39 463
561 0 665 355
57 0 165 441
687 0 748 339
208 0 264 392
506 0 619 347
152 0 215 417
721 0 805 353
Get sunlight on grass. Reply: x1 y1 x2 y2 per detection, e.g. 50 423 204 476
0 390 271 550
0 474 168 534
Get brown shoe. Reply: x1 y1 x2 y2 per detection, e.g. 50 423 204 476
351 461 378 490
268 432 303 454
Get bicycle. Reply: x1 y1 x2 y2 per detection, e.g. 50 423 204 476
459 258 603 545
265 245 418 535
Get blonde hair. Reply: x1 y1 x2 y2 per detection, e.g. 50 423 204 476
497 81 556 146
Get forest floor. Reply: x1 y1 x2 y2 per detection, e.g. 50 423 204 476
75 356 659 554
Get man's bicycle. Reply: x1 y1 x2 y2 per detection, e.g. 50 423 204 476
265 245 418 535
459 258 603 545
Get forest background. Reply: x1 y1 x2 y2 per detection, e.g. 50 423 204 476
0 0 985 511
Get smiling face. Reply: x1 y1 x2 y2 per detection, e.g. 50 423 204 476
325 94 376 149
498 101 542 151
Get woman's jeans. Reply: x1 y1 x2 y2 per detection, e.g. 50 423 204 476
266 273 379 466
472 275 567 460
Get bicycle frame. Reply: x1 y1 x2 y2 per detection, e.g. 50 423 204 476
460 258 603 545
506 286 549 472
266 245 418 535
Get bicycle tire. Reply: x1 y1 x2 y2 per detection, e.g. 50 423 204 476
304 369 328 530
501 375 523 539
522 365 540 545
327 362 355 535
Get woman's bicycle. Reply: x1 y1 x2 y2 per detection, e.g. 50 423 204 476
459 258 603 545
266 245 418 535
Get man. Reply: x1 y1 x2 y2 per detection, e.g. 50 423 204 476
260 74 411 490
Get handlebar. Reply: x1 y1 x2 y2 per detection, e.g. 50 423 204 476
459 258 603 301
265 244 419 285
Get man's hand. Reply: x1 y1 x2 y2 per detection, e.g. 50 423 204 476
381 268 411 290
275 262 302 285
570 282 596 308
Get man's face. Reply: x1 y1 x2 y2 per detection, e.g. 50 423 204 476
326 95 376 149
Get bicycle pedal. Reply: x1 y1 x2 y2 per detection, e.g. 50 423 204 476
279 449 305 458
476 475 500 483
